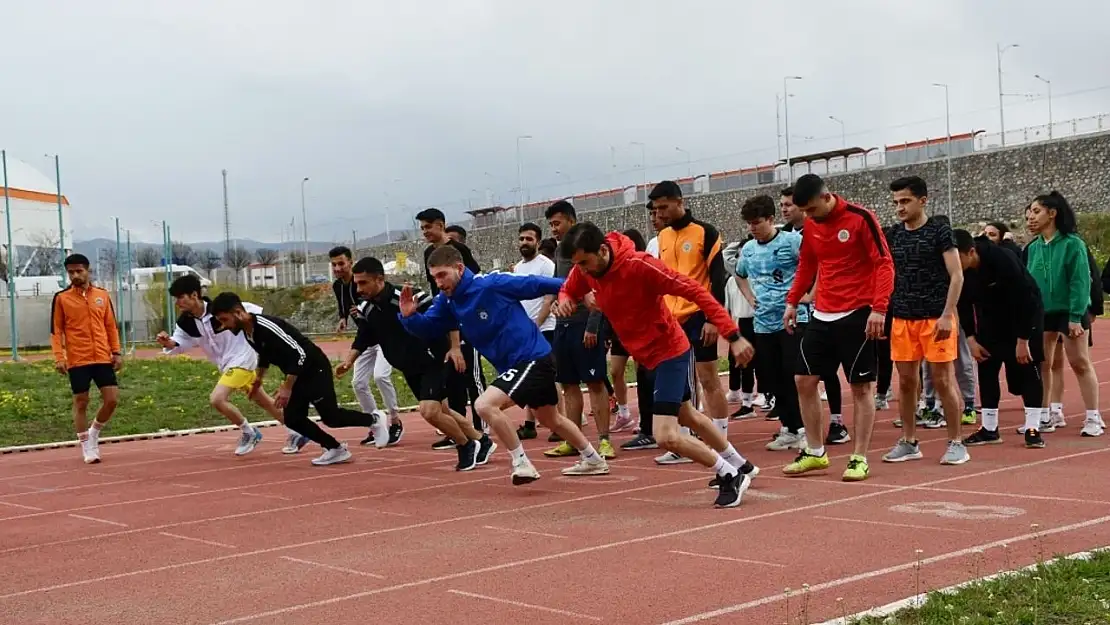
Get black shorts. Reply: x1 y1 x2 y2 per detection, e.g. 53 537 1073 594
796 308 876 384
1044 311 1091 335
401 364 449 403
553 323 608 385
68 363 118 395
541 330 555 347
609 333 629 358
680 310 720 363
490 354 560 409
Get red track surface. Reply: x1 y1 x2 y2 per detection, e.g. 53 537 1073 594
4 348 1110 625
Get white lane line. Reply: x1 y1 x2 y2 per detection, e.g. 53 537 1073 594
241 492 293 502
280 556 384 579
668 550 785 568
481 525 567 539
814 515 972 533
159 532 236 549
68 514 128 527
447 589 601 621
0 500 44 511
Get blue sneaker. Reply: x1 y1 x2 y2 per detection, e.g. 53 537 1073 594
235 427 263 456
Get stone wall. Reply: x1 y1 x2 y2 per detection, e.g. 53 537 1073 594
363 131 1110 268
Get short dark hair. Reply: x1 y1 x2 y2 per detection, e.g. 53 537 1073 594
445 224 467 239
328 245 352 260
952 229 976 253
209 292 244 315
645 200 654 211
560 222 606 258
63 253 90 268
648 180 682 201
427 244 463 267
169 274 203 298
780 186 794 197
415 208 446 224
740 195 777 221
933 214 951 225
352 257 384 276
889 176 928 198
987 221 1010 237
518 222 543 240
792 174 826 207
622 228 647 252
539 237 557 258
544 200 576 221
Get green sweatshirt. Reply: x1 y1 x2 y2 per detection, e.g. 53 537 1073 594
1024 233 1092 322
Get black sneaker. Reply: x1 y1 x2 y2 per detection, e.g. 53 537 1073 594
432 436 455 450
359 430 375 446
713 471 749 508
709 460 759 489
476 435 497 465
1025 428 1045 449
517 423 537 440
387 421 404 446
456 440 479 471
826 422 851 445
620 435 658 450
764 406 780 421
963 427 1002 446
547 431 563 443
730 404 755 419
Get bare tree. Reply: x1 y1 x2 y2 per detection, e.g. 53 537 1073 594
97 248 117 282
171 241 199 266
26 231 62 276
224 247 252 284
197 250 221 279
135 246 161 268
287 249 306 266
255 248 279 265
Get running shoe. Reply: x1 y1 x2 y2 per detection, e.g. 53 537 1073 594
826 422 851 445
882 438 922 463
655 451 693 465
730 404 755 419
282 432 311 454
516 422 538 440
1081 414 1106 437
766 428 805 451
598 439 616 459
234 428 263 456
962 427 1001 446
842 455 870 481
311 443 352 466
709 460 759 489
611 412 636 432
561 457 610 476
387 421 404 446
1024 428 1046 448
432 436 455 450
783 450 829 476
476 435 497 465
511 457 540 485
713 471 750 508
81 437 101 464
456 440 479 471
544 441 577 457
621 435 657 450
940 440 970 465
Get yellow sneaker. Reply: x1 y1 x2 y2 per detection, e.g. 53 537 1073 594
598 439 616 459
783 450 830 475
842 454 870 481
544 441 577 457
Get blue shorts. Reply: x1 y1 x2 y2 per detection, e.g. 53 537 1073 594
651 348 694 416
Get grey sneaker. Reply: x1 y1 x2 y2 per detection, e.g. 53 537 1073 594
882 438 923 463
940 440 970 465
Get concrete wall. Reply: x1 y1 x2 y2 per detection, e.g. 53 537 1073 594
360 130 1110 268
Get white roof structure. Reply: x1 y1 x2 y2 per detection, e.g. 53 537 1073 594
0 155 72 251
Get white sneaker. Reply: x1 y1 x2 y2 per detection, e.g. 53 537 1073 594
282 432 309 454
754 394 772 410
311 443 352 466
726 390 742 403
561 457 610 476
511 457 540 485
1081 415 1105 437
766 428 806 451
371 410 389 449
234 428 263 456
655 451 693 465
81 438 101 464
1051 410 1067 429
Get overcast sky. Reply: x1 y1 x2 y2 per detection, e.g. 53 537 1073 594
2 0 1107 244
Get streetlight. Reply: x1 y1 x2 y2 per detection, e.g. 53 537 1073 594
1034 74 1053 138
675 147 691 177
300 177 309 284
996 43 1019 146
828 116 846 148
43 154 65 277
2 150 17 360
932 83 954 218
516 135 532 223
630 141 647 201
784 76 803 181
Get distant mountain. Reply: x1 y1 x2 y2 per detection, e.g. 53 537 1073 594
73 230 415 261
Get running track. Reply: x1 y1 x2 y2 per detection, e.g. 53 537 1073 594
3 346 1110 624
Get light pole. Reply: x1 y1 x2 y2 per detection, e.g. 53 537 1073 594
43 154 66 280
932 83 954 219
2 150 17 360
300 177 309 284
784 76 803 181
516 135 532 223
630 141 647 201
125 229 134 353
1034 73 1053 138
675 147 691 177
996 43 1019 146
828 116 846 148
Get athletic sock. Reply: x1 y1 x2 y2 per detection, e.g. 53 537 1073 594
239 422 253 433
1025 408 1043 431
830 413 843 425
1040 407 1050 425
509 445 527 463
1050 402 1064 416
808 445 826 457
89 422 103 443
1086 409 1102 421
680 426 692 436
77 431 89 442
580 444 601 462
712 418 729 436
720 444 747 469
711 455 737 477
981 408 999 431
618 404 630 418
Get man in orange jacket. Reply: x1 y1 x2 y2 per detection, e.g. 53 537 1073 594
50 254 123 464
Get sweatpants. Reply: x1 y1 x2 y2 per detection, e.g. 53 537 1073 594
978 355 1043 412
876 338 894 397
754 329 804 433
637 364 655 435
922 325 977 409
730 317 756 394
447 343 488 431
351 345 399 414
283 369 380 450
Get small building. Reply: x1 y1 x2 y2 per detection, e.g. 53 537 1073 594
248 263 278 289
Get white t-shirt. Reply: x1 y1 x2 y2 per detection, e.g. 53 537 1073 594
512 254 557 332
647 236 660 258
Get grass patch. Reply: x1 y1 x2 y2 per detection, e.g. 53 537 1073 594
850 549 1110 624
0 355 731 447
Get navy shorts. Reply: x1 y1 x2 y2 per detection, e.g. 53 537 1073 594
650 348 694 416
681 311 720 363
553 322 608 385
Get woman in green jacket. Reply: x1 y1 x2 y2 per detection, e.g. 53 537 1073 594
1024 191 1104 438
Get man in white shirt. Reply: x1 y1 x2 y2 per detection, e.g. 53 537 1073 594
513 222 558 438
156 275 304 456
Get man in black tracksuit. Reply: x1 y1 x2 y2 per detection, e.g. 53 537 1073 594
209 292 381 466
953 230 1045 448
336 257 496 470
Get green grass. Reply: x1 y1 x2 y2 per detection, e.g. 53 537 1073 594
850 550 1110 624
0 355 731 447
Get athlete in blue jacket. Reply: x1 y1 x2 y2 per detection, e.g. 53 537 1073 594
400 244 609 486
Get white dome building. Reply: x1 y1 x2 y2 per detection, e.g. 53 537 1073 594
0 155 72 252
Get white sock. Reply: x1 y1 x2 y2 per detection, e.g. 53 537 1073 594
580 443 601 462
808 445 826 457
89 422 103 443
1040 407 1050 425
712 418 729 436
981 408 999 431
509 445 527 463
830 413 843 425
239 422 253 433
1050 402 1064 416
618 404 630 417
680 426 692 436
1025 408 1043 432
711 455 737 477
742 392 753 406
720 444 747 469
1086 409 1101 422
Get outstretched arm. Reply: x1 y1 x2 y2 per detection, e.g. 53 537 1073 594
486 272 564 300
635 256 739 339
398 291 457 340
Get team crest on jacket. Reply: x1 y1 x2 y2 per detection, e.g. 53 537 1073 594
478 309 489 320
94 297 105 306
682 241 693 253
837 229 850 242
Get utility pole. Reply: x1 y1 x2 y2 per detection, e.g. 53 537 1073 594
784 76 802 181
932 83 954 219
996 43 1019 146
300 177 309 284
53 155 65 279
222 169 231 266
2 150 17 360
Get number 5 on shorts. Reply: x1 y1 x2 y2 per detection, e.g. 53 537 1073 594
498 368 519 382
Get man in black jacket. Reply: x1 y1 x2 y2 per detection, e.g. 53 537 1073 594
953 230 1046 448
336 257 496 471
210 292 383 466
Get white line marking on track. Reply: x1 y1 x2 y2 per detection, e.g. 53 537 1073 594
447 589 601 621
168 483 201 490
159 532 236 549
908 485 1110 506
68 514 128 527
280 556 384 579
0 500 43 511
668 550 785 568
345 507 411 517
814 515 972 533
482 483 573 494
241 492 293 502
481 525 566 539
374 472 442 482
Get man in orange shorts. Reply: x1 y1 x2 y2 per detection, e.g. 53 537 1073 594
881 176 969 465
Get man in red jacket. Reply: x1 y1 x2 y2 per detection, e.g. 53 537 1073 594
554 223 758 508
783 174 895 482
